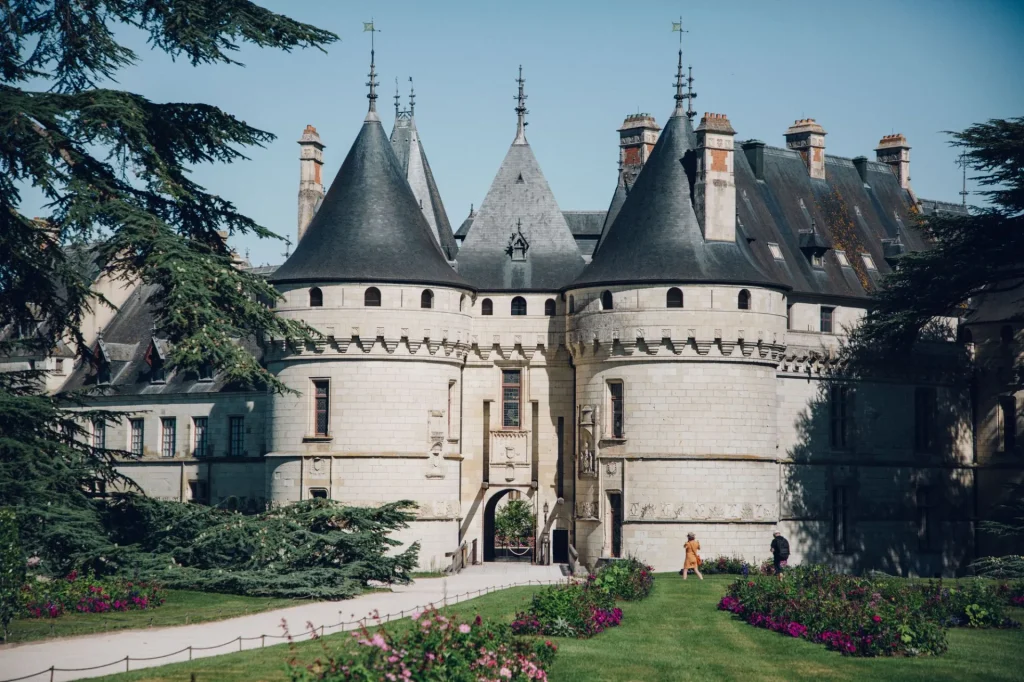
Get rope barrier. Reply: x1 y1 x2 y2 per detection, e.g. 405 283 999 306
1 577 562 682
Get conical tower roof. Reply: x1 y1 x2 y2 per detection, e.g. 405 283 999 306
594 169 630 256
390 109 459 260
271 116 469 289
573 102 773 289
455 68 585 290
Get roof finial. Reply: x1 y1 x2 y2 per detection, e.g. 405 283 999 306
513 65 528 145
394 77 401 118
364 20 380 120
685 65 697 121
408 76 415 116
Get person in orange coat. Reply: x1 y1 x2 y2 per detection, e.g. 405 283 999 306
681 532 703 580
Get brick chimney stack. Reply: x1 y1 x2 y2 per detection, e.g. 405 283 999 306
297 125 325 243
784 118 827 180
875 133 911 190
618 113 661 186
695 113 737 243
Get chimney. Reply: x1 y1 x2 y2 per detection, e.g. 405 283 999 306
741 139 765 181
695 113 737 243
784 119 827 180
852 156 869 184
875 133 911 190
297 124 325 242
618 113 661 186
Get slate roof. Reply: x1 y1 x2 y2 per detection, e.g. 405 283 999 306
270 116 470 290
454 135 586 291
390 113 459 260
574 110 776 289
730 144 927 300
63 283 260 396
455 210 474 239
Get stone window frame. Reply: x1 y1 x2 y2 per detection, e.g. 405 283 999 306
421 289 434 309
511 296 527 316
600 290 613 311
829 385 854 451
820 305 835 334
129 417 144 456
308 287 323 307
228 415 245 457
606 379 625 441
309 487 329 500
92 418 106 451
160 417 176 458
568 295 575 314
500 367 523 430
308 378 331 439
737 289 751 310
364 287 382 307
544 298 556 316
481 298 494 316
192 416 209 458
666 287 683 308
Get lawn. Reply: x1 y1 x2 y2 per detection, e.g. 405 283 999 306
6 590 310 645
87 575 1024 682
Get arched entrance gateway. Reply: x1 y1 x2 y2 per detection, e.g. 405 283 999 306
482 488 536 562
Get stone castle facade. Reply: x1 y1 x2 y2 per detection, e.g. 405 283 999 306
11 53 1021 576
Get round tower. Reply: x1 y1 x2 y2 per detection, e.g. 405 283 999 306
565 57 788 570
265 51 474 571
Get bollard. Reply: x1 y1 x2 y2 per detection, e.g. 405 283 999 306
126 656 130 672
238 636 243 651
262 634 266 648
189 645 193 661
49 666 54 682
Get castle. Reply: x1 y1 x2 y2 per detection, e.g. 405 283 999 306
10 49 1021 576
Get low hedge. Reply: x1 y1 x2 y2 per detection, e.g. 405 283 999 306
288 607 557 681
20 570 163 619
592 557 654 601
719 565 1020 657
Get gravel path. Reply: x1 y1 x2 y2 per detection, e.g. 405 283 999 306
0 563 565 682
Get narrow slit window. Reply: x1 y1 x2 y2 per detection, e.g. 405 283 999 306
313 379 330 437
829 385 852 450
914 387 937 453
833 485 849 553
229 416 244 457
609 381 624 438
601 290 613 310
309 287 323 307
820 306 835 334
738 289 751 310
421 289 434 309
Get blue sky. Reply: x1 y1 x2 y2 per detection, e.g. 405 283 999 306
18 0 1024 266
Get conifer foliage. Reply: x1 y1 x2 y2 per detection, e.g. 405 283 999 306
0 3 424 597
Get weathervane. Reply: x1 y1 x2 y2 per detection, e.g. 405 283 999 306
957 147 969 207
394 77 401 118
671 18 697 117
408 76 416 116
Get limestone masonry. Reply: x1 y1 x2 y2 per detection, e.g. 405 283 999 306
13 51 1021 577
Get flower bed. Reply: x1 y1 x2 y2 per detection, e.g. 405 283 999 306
995 580 1024 608
20 571 163 619
718 566 1020 657
592 558 654 601
511 579 623 639
287 608 557 681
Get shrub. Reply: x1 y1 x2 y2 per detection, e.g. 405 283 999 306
19 570 163 619
0 509 24 640
288 608 557 681
700 555 749 575
971 555 1024 579
511 579 622 639
995 580 1024 608
592 557 654 601
719 566 1022 657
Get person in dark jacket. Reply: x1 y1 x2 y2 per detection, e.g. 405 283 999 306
770 531 790 578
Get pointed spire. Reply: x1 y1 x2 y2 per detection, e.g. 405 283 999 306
365 21 379 121
408 76 416 116
394 77 401 118
513 65 528 145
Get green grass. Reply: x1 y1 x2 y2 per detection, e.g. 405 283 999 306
6 590 310 644
86 575 1024 682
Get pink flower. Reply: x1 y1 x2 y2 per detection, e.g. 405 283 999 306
459 623 471 634
872 615 881 623
500 667 512 678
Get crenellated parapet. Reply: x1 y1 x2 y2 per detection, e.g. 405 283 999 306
566 326 785 364
266 326 472 363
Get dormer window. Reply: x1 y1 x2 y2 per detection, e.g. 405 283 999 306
198 362 213 382
835 250 850 267
767 242 784 260
861 253 877 271
798 226 830 269
97 358 111 385
146 338 167 384
812 253 824 268
507 220 529 262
